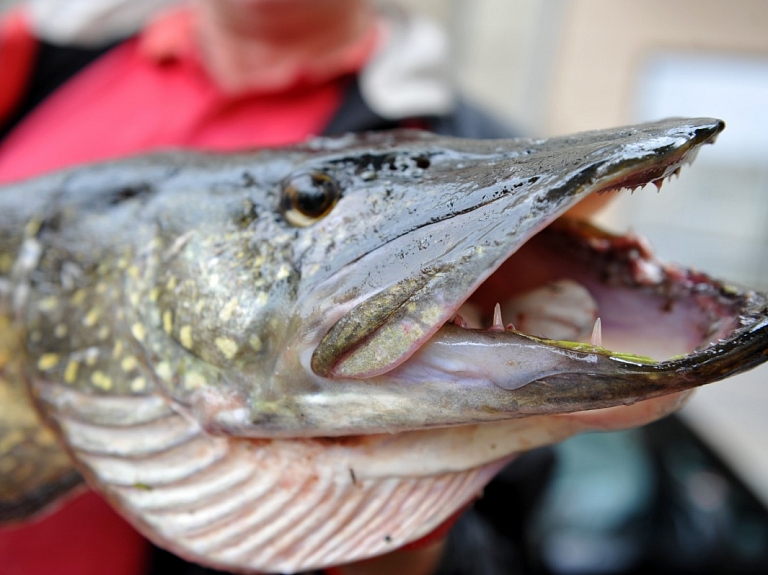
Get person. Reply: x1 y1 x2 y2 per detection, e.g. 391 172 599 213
0 1 687 573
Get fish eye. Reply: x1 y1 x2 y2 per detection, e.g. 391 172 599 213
280 171 340 227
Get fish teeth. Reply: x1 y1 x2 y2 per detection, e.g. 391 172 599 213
489 303 504 332
590 317 603 347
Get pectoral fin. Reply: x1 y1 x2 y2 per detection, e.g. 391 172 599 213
0 315 82 523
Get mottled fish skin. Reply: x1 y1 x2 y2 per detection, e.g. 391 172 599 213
1 118 767 572
0 315 82 520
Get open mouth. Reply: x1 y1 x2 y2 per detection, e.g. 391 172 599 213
457 218 740 363
400 217 768 402
310 121 768 416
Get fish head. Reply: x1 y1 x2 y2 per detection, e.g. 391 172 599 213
154 117 766 438
292 120 722 376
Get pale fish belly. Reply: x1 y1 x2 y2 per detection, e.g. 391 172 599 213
32 381 506 573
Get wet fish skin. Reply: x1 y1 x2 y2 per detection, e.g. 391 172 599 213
1 118 767 572
0 314 82 521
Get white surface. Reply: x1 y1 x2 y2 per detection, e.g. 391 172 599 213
637 54 768 164
681 364 768 507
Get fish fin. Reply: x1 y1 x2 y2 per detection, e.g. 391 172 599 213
0 314 82 524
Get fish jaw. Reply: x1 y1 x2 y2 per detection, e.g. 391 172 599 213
256 220 767 437
388 222 768 411
305 118 725 381
108 117 766 440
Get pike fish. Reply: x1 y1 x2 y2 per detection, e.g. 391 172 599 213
1 118 767 573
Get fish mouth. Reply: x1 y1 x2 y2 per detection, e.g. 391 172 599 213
391 218 768 415
310 120 768 414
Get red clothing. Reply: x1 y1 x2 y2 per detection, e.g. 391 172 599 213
0 492 150 575
0 10 36 126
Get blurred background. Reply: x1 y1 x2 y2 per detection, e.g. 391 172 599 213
1 0 766 572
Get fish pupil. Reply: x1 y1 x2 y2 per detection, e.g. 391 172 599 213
281 171 340 226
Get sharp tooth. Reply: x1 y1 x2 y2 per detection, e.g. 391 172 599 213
590 317 602 347
653 179 663 192
490 303 504 332
505 323 517 331
452 313 469 328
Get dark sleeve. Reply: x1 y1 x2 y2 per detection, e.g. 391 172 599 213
427 98 519 139
322 77 519 140
321 76 402 136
